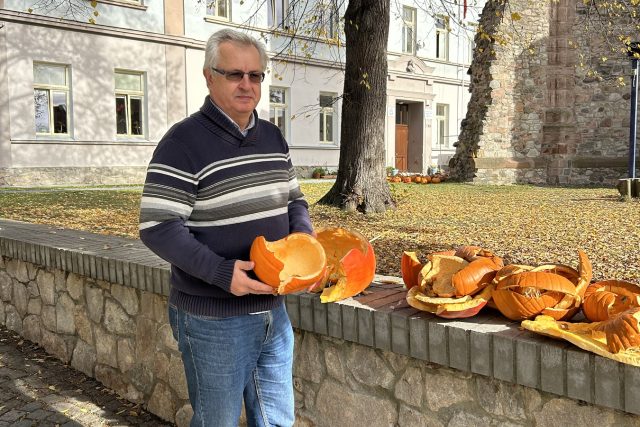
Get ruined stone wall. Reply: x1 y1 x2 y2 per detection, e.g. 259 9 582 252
451 0 637 185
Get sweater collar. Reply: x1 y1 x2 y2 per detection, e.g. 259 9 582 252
198 96 259 146
208 98 255 136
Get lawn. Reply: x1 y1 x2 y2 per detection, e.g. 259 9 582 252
0 183 638 283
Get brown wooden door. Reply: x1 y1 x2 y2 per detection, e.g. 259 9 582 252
395 124 409 171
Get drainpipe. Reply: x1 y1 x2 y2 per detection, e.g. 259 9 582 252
628 42 640 179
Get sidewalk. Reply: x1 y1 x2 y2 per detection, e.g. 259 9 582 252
0 325 171 427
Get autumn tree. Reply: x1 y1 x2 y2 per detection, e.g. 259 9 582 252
246 0 395 213
316 0 394 213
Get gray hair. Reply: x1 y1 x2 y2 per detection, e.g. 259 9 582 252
203 29 269 72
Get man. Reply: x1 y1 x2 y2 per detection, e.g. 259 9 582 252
139 29 312 426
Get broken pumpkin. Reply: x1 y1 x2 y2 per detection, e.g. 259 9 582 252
250 233 326 295
521 308 640 366
313 227 376 303
582 280 640 322
403 246 502 318
491 250 591 321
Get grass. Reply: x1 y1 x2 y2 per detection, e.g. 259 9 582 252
0 183 638 282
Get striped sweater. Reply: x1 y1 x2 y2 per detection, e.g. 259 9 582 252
139 97 313 317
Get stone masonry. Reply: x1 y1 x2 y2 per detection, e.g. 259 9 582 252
0 257 193 426
451 0 638 185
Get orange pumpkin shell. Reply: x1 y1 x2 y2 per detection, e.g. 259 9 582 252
452 256 503 297
540 250 592 321
401 251 423 290
583 280 640 322
492 271 576 320
250 233 327 295
314 227 376 303
407 284 494 319
594 308 640 353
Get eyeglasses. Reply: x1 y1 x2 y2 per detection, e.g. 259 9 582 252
211 67 265 83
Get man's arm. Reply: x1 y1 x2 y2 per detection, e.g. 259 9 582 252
285 158 313 234
138 138 237 291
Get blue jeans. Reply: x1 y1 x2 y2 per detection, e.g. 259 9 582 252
168 302 295 427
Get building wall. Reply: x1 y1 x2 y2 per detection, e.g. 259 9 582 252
0 21 10 169
4 0 165 33
0 0 479 185
4 21 169 170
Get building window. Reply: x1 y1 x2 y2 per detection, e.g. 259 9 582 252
269 87 289 140
115 71 146 137
268 0 288 28
319 0 339 39
436 16 449 60
396 104 409 125
466 23 477 65
207 0 229 20
436 104 449 147
33 63 70 135
319 93 336 143
402 6 416 54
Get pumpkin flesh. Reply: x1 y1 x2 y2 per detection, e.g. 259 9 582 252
250 233 326 295
522 309 640 366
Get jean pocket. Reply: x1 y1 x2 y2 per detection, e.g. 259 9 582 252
168 304 179 343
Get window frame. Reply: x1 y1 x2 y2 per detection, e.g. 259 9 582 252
435 15 450 61
33 62 71 137
206 0 230 21
269 86 290 141
401 6 417 55
466 22 478 65
436 103 449 148
319 93 337 144
319 0 340 40
114 70 147 139
268 0 289 29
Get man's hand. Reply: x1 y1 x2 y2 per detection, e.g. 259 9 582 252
229 260 275 296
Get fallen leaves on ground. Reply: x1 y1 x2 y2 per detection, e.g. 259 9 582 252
0 183 638 282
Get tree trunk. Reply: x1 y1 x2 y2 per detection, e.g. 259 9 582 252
317 0 395 213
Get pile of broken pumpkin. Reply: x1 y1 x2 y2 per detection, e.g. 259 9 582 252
250 229 640 366
403 247 640 366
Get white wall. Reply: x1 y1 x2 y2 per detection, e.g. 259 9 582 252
5 22 169 167
431 80 471 166
5 0 165 33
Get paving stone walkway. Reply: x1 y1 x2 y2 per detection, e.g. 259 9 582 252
0 325 172 427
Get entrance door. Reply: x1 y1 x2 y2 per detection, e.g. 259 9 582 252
395 124 408 171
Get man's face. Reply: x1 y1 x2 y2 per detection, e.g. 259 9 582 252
204 41 263 128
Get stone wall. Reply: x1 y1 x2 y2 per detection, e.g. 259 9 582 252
1 220 640 426
292 331 640 426
451 0 638 185
0 256 193 426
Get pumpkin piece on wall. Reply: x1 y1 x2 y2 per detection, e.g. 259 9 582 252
401 251 423 290
492 250 591 321
404 246 501 318
250 233 327 295
582 279 640 322
407 283 495 319
314 227 376 303
522 308 640 366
